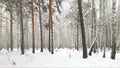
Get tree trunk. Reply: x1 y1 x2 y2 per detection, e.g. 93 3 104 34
99 0 102 51
51 18 54 54
10 5 13 51
20 0 24 54
92 0 97 54
24 15 29 50
76 22 79 50
89 33 98 56
16 3 20 50
102 0 106 58
0 6 2 50
78 0 87 58
6 19 9 51
48 0 51 52
49 0 54 54
38 0 43 52
111 0 117 59
117 0 120 50
32 0 35 53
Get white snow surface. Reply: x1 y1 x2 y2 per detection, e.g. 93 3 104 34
0 48 120 68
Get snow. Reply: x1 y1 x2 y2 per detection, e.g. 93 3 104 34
62 1 70 12
0 48 120 67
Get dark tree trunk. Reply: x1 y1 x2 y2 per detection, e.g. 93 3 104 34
51 18 54 54
48 0 51 52
103 27 107 58
20 0 24 54
111 0 117 60
10 5 13 51
76 23 79 51
78 0 87 58
49 0 54 54
38 0 43 52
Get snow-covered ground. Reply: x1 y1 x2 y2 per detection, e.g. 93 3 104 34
0 48 120 68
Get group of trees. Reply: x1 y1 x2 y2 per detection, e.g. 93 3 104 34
0 0 119 59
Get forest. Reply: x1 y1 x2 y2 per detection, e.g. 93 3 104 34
0 0 120 67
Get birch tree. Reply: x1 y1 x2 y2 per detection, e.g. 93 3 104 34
111 0 117 59
89 0 97 56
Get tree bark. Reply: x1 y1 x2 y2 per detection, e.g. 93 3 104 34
38 0 43 52
48 0 51 52
20 0 24 54
76 22 79 50
6 19 9 51
92 0 97 54
78 0 87 58
0 6 2 50
49 0 54 54
111 0 117 59
102 0 106 58
10 5 13 51
32 0 35 53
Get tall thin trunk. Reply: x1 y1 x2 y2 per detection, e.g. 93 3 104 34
76 23 79 50
117 0 120 50
48 0 51 52
16 3 20 50
107 1 111 50
48 0 54 54
32 0 35 53
38 0 43 52
25 15 29 50
93 0 97 53
103 26 107 58
111 0 117 59
20 0 24 54
10 5 13 51
116 0 120 50
103 0 106 58
0 6 2 50
98 0 102 51
78 0 88 58
89 0 97 55
6 19 9 51
50 0 54 54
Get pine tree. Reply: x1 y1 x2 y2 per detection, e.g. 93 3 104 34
32 0 35 53
49 0 54 54
20 0 24 54
38 0 43 52
10 4 13 51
